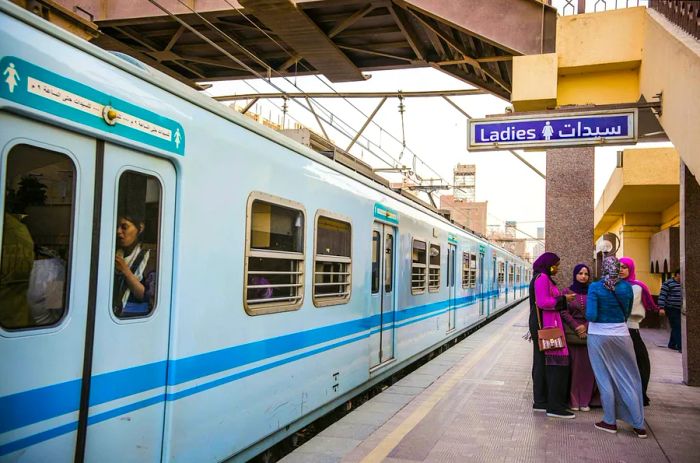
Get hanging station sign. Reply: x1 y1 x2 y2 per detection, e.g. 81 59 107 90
467 108 637 151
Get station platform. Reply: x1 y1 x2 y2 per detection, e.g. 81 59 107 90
280 301 700 463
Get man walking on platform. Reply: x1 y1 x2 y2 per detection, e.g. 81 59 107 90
658 270 683 352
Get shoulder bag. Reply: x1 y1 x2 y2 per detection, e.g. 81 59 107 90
536 304 567 351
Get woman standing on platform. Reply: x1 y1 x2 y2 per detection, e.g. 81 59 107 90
619 257 662 406
528 252 576 418
587 256 647 438
562 264 595 412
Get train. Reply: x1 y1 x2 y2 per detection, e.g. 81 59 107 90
0 2 530 462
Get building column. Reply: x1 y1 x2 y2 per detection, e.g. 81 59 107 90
545 147 594 283
681 161 700 386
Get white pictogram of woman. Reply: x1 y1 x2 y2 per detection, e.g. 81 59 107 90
542 121 554 141
3 63 20 93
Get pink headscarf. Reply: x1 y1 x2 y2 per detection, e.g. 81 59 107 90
619 256 658 312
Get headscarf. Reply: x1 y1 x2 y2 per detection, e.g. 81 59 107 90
569 263 591 295
619 257 658 311
602 256 620 292
532 252 559 276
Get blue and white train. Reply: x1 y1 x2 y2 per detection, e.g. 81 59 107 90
0 3 530 462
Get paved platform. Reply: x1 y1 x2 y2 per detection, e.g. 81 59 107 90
280 301 700 463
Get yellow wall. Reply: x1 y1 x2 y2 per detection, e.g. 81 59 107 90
557 69 639 105
661 202 680 229
622 147 679 185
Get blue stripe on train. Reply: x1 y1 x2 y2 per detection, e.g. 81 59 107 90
0 287 523 454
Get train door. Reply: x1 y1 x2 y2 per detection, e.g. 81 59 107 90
83 143 176 462
447 244 457 331
478 252 485 316
505 262 509 303
491 256 497 315
370 222 395 369
0 114 95 462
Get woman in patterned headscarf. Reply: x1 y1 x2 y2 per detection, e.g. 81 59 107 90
586 256 646 438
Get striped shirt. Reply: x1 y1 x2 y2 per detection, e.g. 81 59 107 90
658 278 682 310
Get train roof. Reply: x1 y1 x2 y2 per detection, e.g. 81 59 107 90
2 1 528 265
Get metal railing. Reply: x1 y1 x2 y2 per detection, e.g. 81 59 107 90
556 0 649 16
649 0 700 40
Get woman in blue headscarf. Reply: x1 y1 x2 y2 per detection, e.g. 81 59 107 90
587 256 646 438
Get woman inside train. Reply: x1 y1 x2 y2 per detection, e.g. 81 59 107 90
528 252 576 418
561 263 596 412
113 172 159 318
587 256 647 438
619 256 662 406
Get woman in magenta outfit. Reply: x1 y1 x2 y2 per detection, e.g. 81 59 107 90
562 264 596 411
528 252 576 418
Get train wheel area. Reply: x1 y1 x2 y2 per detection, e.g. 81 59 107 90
277 301 700 463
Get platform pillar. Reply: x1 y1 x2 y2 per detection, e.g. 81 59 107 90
545 147 595 284
681 161 700 386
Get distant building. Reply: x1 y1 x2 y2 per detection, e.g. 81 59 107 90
439 195 487 236
453 164 476 202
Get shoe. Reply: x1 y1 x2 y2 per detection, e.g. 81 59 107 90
547 410 576 419
570 406 579 411
643 398 650 407
595 421 617 434
580 406 590 412
533 403 547 412
633 428 648 439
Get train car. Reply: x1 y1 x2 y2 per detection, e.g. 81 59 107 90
0 3 530 462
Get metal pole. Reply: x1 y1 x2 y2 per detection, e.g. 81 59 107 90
304 97 331 142
345 97 387 152
213 89 486 101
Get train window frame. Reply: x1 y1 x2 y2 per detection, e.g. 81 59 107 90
371 230 380 294
244 192 306 316
0 141 77 334
498 260 505 285
428 243 440 292
461 252 470 289
411 238 427 295
470 253 478 288
313 210 352 308
111 168 164 322
508 262 514 285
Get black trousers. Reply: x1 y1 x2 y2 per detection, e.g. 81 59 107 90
629 328 651 404
531 336 547 407
545 364 570 413
667 308 682 351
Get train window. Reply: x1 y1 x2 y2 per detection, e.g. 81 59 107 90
113 171 161 319
1 144 75 330
470 253 477 288
371 231 380 294
384 233 393 292
498 261 505 284
244 194 305 315
461 252 470 289
411 239 426 294
428 243 440 292
313 214 351 307
508 263 514 285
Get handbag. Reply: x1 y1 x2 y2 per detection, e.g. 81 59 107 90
536 305 567 351
564 323 587 346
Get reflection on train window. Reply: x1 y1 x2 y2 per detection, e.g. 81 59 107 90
384 233 393 293
113 171 161 319
245 195 305 315
508 263 514 285
411 239 426 294
469 253 477 288
498 260 505 284
428 243 440 292
371 231 380 294
462 252 470 289
314 215 351 307
0 144 75 330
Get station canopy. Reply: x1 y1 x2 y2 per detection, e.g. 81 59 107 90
60 0 556 100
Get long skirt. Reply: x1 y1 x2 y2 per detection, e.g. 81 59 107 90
588 334 644 428
569 344 595 408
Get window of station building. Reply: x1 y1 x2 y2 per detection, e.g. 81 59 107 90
245 194 305 315
113 171 162 319
1 144 75 330
411 239 426 294
371 231 380 294
469 253 477 288
428 243 440 292
497 260 505 284
461 252 470 289
313 214 351 307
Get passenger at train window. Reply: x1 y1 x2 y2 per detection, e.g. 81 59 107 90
113 172 160 318
245 196 305 314
1 144 74 330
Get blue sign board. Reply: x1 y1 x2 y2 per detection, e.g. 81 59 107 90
374 203 398 225
468 109 637 151
0 56 185 155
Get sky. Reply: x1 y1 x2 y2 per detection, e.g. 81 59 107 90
202 0 665 253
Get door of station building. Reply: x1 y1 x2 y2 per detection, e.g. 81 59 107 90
447 243 457 331
370 222 395 368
